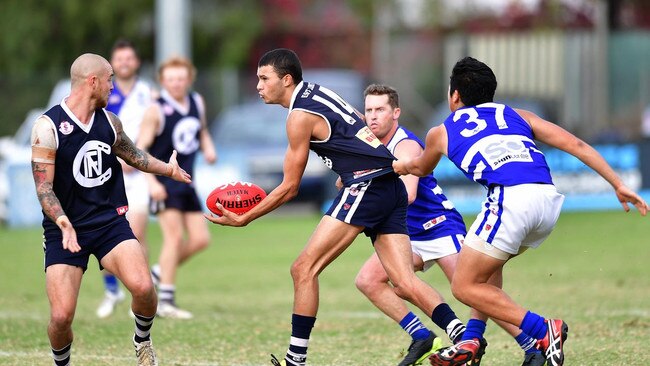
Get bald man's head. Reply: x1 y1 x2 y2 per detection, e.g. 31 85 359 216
70 53 112 89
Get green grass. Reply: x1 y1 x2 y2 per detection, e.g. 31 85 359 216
0 210 649 365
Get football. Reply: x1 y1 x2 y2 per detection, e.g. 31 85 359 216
205 181 267 216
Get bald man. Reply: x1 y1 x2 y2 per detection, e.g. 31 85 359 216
31 53 191 366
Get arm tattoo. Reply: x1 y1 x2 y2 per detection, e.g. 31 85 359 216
32 162 65 222
115 131 151 171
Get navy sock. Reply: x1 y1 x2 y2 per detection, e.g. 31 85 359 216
285 314 316 366
51 343 71 366
515 331 541 354
520 311 547 340
431 303 465 343
461 319 486 341
103 274 119 294
399 312 431 341
134 313 155 343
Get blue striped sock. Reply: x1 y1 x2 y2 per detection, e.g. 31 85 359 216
399 312 431 341
515 332 541 354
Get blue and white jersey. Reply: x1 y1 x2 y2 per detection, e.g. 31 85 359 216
387 127 466 241
106 79 152 143
41 99 128 234
290 81 396 186
444 103 553 188
149 90 202 193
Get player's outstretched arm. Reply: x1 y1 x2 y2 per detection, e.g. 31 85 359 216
519 108 649 216
108 112 191 183
393 125 446 177
205 111 313 227
31 117 80 252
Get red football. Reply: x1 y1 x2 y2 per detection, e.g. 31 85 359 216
205 181 267 216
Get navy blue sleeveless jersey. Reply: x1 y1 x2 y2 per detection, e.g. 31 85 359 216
444 103 553 188
290 82 396 185
148 91 202 194
387 127 466 241
41 102 127 234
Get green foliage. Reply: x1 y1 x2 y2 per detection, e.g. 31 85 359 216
1 211 649 365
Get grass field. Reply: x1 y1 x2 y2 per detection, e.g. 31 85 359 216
0 209 648 365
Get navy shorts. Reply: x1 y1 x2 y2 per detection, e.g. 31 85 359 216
150 187 202 214
43 217 136 272
326 173 408 242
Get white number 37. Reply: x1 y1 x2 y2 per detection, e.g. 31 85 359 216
453 103 509 137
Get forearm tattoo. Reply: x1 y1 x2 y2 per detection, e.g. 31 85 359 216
115 132 151 171
32 162 64 222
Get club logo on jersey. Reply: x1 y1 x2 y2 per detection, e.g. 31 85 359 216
59 121 74 135
72 140 113 188
343 203 351 211
349 187 360 196
484 224 492 231
162 103 175 116
172 117 201 154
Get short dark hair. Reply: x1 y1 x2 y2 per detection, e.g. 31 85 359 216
364 84 400 109
111 38 139 59
449 57 497 106
258 48 303 84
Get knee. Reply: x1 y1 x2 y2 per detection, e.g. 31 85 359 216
49 308 74 331
390 278 416 302
290 257 316 285
355 270 378 295
194 235 210 251
450 279 471 305
129 277 156 301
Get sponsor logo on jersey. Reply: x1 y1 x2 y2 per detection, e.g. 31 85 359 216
301 83 315 98
116 205 129 215
422 215 447 230
343 203 351 210
352 168 382 179
59 121 74 135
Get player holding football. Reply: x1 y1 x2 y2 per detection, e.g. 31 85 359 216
205 48 461 366
357 84 547 366
393 56 648 366
96 39 156 319
31 53 191 366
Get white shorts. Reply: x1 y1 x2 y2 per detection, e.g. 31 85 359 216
412 234 464 272
467 184 564 256
123 170 149 214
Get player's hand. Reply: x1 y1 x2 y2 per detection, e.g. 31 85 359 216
615 185 649 216
167 150 192 183
392 159 409 175
57 216 81 253
203 203 248 227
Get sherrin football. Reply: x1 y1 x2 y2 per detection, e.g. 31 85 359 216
205 181 267 216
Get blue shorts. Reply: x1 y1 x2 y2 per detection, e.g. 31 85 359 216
43 217 136 272
150 187 202 214
326 173 408 242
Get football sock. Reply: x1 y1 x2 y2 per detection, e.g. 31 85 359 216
285 314 316 366
133 313 155 343
515 331 541 354
520 311 547 340
103 273 119 295
431 303 466 343
158 284 175 304
461 318 486 341
150 264 161 284
51 343 71 366
399 312 432 341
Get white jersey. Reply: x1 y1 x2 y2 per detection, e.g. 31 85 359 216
106 79 153 213
107 79 152 143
